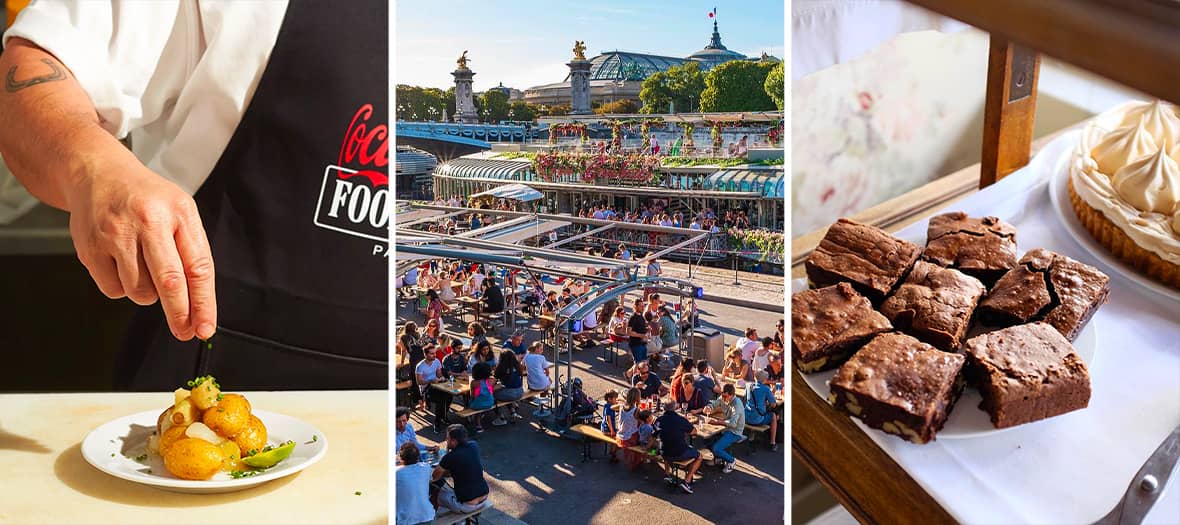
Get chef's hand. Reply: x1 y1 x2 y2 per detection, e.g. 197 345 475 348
66 161 217 341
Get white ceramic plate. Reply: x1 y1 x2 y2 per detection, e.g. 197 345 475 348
1046 145 1180 303
81 409 327 494
791 278 1097 440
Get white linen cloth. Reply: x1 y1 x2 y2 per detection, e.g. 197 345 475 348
811 131 1180 524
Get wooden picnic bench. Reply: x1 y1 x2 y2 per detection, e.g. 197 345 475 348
449 389 543 425
429 499 494 525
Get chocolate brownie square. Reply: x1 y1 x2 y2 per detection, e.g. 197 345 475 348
977 249 1110 340
828 332 965 444
963 322 1091 428
922 212 1017 286
791 283 892 373
805 218 922 301
880 261 986 351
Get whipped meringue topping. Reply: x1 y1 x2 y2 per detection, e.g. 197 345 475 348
1113 148 1180 214
1120 100 1180 147
1091 122 1158 177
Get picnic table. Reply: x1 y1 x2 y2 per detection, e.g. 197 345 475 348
455 296 480 323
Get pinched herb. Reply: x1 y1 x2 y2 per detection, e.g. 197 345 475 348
216 393 224 402
230 470 263 479
305 435 318 445
354 491 362 496
186 375 220 389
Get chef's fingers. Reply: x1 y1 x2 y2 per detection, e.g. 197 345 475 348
142 227 193 340
114 235 159 306
85 253 126 299
175 210 216 340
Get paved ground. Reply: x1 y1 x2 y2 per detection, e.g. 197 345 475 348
396 289 785 525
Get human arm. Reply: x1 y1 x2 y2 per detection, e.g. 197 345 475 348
0 38 215 340
431 465 447 482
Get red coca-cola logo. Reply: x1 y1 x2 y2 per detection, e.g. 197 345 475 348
338 104 388 187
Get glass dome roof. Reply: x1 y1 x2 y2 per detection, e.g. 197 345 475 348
566 51 688 82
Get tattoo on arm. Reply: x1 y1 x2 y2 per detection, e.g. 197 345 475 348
6 58 66 93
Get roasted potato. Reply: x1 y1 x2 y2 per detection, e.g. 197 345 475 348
190 381 220 411
163 438 223 480
157 407 173 435
158 424 190 457
202 394 251 437
170 397 199 427
218 440 245 472
232 415 268 456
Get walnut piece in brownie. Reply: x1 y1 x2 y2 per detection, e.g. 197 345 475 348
791 283 892 373
963 322 1091 429
805 218 922 302
922 212 1017 286
828 332 965 444
976 248 1110 340
880 261 986 351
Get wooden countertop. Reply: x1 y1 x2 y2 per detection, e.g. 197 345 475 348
0 391 387 525
790 128 1072 524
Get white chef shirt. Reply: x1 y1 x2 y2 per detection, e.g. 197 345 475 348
3 0 289 195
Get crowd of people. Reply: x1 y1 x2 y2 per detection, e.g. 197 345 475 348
576 202 753 231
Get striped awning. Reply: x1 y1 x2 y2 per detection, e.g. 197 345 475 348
435 158 532 180
702 169 785 198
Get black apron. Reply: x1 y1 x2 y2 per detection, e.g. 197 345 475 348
114 0 388 391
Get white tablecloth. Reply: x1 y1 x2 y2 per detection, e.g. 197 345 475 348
840 132 1180 524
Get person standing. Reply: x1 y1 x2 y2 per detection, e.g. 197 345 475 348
0 1 389 390
626 304 651 367
706 384 746 473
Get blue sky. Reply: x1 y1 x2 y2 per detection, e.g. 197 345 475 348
395 0 785 92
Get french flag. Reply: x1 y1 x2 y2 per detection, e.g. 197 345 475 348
708 7 716 18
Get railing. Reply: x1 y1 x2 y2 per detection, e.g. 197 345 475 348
395 121 531 143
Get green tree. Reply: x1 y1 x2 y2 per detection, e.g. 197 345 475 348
444 86 456 119
700 61 778 112
536 104 570 117
595 99 640 114
764 62 784 110
479 90 510 123
639 61 705 114
508 100 536 122
395 85 446 121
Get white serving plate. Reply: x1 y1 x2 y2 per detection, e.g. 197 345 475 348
1046 142 1180 304
81 409 327 494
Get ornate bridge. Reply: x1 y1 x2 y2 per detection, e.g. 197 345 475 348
395 121 533 161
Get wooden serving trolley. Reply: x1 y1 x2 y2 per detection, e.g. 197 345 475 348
791 2 1180 523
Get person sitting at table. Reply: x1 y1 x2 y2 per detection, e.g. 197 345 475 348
751 337 774 375
441 340 468 377
396 406 438 455
630 361 667 399
400 266 420 299
745 370 779 452
600 389 620 437
706 384 746 474
491 350 526 426
524 341 553 393
396 442 435 524
479 278 504 316
467 361 496 433
657 305 681 354
673 374 708 414
655 405 703 494
467 340 497 373
520 279 544 316
764 351 785 385
426 290 450 326
422 319 442 347
398 322 427 411
502 330 527 356
542 291 560 315
721 348 750 382
733 327 760 363
467 322 489 350
669 359 695 401
437 271 457 303
598 297 619 335
615 387 642 470
575 307 599 348
419 267 439 290
433 334 453 361
636 409 656 453
415 351 449 433
694 360 722 402
607 306 629 341
559 287 575 306
432 425 491 515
